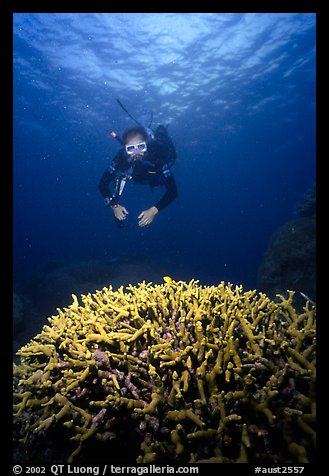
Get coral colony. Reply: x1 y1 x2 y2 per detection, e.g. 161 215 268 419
14 278 316 463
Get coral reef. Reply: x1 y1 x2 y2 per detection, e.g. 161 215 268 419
13 279 316 464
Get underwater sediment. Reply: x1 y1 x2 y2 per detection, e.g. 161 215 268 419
13 279 316 464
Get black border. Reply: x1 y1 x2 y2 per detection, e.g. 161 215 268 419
3 1 320 473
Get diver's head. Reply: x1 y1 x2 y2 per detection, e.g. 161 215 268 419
122 126 148 160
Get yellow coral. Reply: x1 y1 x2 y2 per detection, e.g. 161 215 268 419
13 280 316 464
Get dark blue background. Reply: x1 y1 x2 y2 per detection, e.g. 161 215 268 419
13 13 316 292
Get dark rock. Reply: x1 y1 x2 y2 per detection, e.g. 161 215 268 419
257 216 316 310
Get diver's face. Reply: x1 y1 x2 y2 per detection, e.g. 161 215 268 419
125 134 147 158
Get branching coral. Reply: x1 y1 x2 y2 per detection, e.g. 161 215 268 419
13 279 316 463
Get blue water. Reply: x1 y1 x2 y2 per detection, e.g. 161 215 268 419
13 13 316 294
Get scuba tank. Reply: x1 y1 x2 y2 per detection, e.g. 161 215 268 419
154 125 176 168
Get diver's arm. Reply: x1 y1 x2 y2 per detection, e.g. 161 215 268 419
138 175 177 227
155 173 178 211
99 169 128 223
98 152 121 202
98 170 114 199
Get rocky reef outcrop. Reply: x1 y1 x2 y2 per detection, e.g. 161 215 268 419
257 186 316 310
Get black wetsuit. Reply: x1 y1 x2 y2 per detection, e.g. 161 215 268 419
99 140 178 211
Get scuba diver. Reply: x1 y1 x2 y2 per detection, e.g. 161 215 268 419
98 124 178 227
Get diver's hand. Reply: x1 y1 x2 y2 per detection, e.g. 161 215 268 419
138 206 158 227
112 205 129 221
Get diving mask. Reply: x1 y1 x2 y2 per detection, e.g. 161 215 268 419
125 141 147 156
